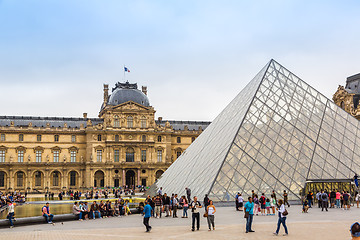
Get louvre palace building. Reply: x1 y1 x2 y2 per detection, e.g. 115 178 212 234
0 81 210 192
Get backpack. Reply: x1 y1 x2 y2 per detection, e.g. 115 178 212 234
260 196 265 204
321 193 327 200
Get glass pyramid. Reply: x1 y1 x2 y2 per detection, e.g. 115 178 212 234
151 59 360 201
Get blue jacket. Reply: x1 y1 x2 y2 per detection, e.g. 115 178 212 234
143 204 152 218
244 201 254 215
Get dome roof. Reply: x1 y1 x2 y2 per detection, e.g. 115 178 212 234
107 81 150 107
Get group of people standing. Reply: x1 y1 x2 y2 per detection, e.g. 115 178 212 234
244 190 289 236
142 188 217 233
304 189 354 212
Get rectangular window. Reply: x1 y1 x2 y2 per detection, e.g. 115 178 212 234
97 150 102 162
53 150 59 162
19 134 24 142
53 172 59 186
18 150 24 162
70 150 76 162
0 134 5 141
37 135 42 142
97 135 102 141
17 172 23 187
71 135 76 143
54 135 59 142
0 150 5 162
36 151 42 162
114 119 120 128
177 137 181 143
141 119 147 128
157 150 162 162
141 150 147 162
0 172 4 187
114 150 120 162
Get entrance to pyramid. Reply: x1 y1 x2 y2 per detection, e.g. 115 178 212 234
304 179 356 196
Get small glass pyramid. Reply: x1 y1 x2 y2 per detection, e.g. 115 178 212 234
150 59 360 201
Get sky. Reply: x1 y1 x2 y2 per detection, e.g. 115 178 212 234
0 0 360 121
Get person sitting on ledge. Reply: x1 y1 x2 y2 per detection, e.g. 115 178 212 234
90 201 101 219
351 222 360 239
72 202 82 220
42 202 54 224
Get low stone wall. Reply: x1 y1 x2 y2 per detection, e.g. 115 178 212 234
0 208 141 228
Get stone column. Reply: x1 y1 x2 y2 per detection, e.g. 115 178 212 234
122 169 126 186
137 169 140 186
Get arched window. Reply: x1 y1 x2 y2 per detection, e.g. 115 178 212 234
157 136 162 142
0 171 5 187
35 171 42 187
115 135 120 142
127 116 133 128
142 135 146 142
114 116 120 127
52 171 60 186
126 147 135 162
17 172 24 187
176 151 182 159
141 117 147 128
192 137 195 142
70 171 77 186
341 101 345 109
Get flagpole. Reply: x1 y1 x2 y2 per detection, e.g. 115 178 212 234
123 65 126 81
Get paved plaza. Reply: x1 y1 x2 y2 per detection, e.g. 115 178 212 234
0 205 357 239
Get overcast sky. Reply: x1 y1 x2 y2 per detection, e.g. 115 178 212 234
0 0 359 121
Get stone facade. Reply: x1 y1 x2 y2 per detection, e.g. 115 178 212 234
0 82 210 192
333 73 360 120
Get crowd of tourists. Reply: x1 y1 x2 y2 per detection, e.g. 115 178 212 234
0 191 26 207
71 198 133 220
303 189 356 213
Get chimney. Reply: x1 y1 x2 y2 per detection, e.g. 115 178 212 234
158 117 163 122
103 84 109 103
142 86 147 95
83 113 88 119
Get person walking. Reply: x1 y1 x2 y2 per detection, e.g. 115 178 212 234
283 190 290 207
253 195 259 216
189 196 202 231
355 191 360 208
204 194 210 212
6 200 15 228
206 200 216 231
143 200 152 233
154 195 162 218
244 197 255 233
173 194 179 218
163 193 170 217
238 193 244 211
181 196 189 218
186 188 191 203
306 192 313 208
330 189 336 208
273 199 288 236
344 191 350 210
336 190 341 208
235 193 240 211
321 190 328 211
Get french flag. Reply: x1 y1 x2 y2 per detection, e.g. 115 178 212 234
124 67 130 72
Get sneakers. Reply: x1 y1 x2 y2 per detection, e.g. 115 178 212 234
273 233 278 235
283 233 288 236
10 226 13 229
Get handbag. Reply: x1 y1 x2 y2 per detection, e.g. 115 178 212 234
244 211 249 218
203 212 208 218
283 209 288 216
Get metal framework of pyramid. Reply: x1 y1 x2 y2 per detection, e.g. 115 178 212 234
151 59 360 201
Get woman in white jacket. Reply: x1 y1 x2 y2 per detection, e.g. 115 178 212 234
274 199 288 236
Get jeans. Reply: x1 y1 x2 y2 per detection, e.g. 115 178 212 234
276 216 288 234
207 215 215 229
246 214 253 232
7 212 14 226
336 199 340 208
322 201 328 211
173 206 177 217
192 212 200 230
308 199 312 207
43 213 54 223
92 211 101 219
183 206 188 217
143 217 151 231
